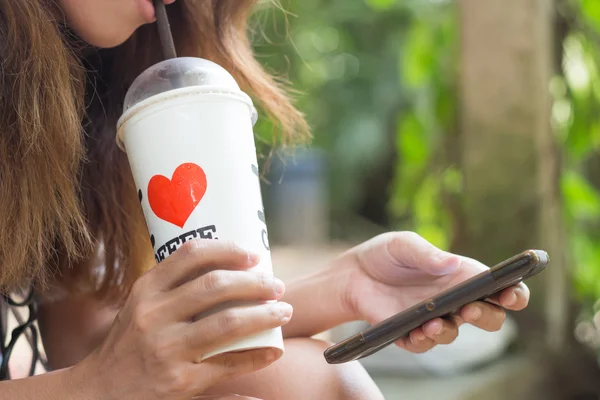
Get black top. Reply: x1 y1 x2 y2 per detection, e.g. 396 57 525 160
0 299 6 354
0 292 43 380
0 297 8 379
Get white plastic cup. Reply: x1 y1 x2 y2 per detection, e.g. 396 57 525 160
116 58 284 360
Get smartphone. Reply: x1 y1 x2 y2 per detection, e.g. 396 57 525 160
323 249 549 364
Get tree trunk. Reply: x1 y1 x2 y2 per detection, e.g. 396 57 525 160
455 0 569 351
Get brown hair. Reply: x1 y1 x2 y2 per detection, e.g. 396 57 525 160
0 0 308 302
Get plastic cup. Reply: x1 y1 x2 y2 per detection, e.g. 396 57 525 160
116 57 284 360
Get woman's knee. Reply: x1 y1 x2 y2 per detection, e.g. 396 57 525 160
205 338 384 400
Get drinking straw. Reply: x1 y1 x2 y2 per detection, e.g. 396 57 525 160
154 0 177 59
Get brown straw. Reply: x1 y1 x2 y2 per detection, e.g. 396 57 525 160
154 0 177 59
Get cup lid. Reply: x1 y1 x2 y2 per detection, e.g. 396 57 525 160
123 57 254 115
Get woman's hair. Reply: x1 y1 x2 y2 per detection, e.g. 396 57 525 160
0 0 308 302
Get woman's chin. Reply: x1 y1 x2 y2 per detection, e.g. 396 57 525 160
74 26 141 49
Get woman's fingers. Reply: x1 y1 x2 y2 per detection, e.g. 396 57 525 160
160 270 286 321
398 300 508 355
421 317 460 344
397 316 463 353
184 302 293 360
487 282 530 311
380 232 463 278
396 328 435 353
93 238 287 399
187 349 279 397
460 301 506 332
145 240 259 291
194 348 281 395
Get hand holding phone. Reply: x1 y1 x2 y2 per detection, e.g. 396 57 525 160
324 249 549 364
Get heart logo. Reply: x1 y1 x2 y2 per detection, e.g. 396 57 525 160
147 163 207 228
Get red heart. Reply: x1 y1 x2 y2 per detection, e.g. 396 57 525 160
147 163 207 228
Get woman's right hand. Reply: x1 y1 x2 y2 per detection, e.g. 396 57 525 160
73 239 291 400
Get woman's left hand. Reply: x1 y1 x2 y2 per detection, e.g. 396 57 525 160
340 232 530 353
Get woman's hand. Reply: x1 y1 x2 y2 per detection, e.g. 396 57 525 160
341 232 530 353
75 240 291 400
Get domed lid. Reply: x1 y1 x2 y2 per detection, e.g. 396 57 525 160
123 57 252 113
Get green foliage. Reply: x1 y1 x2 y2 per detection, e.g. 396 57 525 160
252 0 457 243
581 0 600 30
387 1 457 249
562 171 600 221
252 0 415 235
558 1 600 305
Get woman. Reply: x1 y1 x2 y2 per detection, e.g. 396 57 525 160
0 0 531 399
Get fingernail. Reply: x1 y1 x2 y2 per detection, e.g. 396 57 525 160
434 253 461 274
265 349 279 363
433 322 444 335
506 291 518 307
273 278 285 296
247 252 261 265
411 332 426 345
470 306 483 321
274 303 293 321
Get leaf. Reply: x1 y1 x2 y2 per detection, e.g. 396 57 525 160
400 21 436 87
398 113 429 165
562 170 600 220
388 111 430 216
365 0 397 11
571 233 600 301
581 0 600 33
413 176 450 250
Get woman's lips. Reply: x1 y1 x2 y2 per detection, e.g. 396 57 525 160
137 0 156 23
137 0 177 23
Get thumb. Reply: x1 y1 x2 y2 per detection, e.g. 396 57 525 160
384 232 461 276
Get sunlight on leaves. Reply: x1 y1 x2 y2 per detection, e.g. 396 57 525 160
365 0 397 11
562 171 600 220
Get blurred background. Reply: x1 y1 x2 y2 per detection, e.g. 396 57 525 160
253 0 600 398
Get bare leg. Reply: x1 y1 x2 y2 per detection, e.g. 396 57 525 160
204 338 384 400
